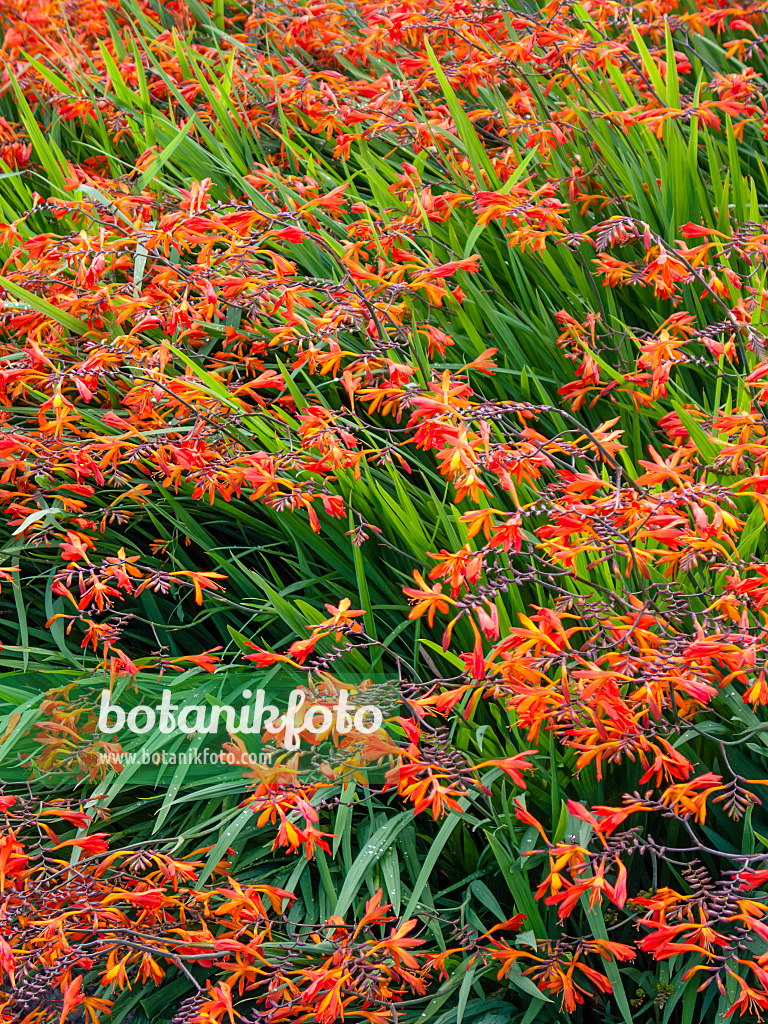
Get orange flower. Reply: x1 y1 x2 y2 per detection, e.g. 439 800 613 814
402 570 454 626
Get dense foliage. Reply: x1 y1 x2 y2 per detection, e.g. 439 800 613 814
4 0 768 1021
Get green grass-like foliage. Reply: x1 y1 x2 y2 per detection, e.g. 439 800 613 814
2 0 768 1022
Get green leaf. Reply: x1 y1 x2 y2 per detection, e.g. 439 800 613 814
333 812 413 917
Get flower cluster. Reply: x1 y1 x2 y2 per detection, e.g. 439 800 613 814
3 0 768 1020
